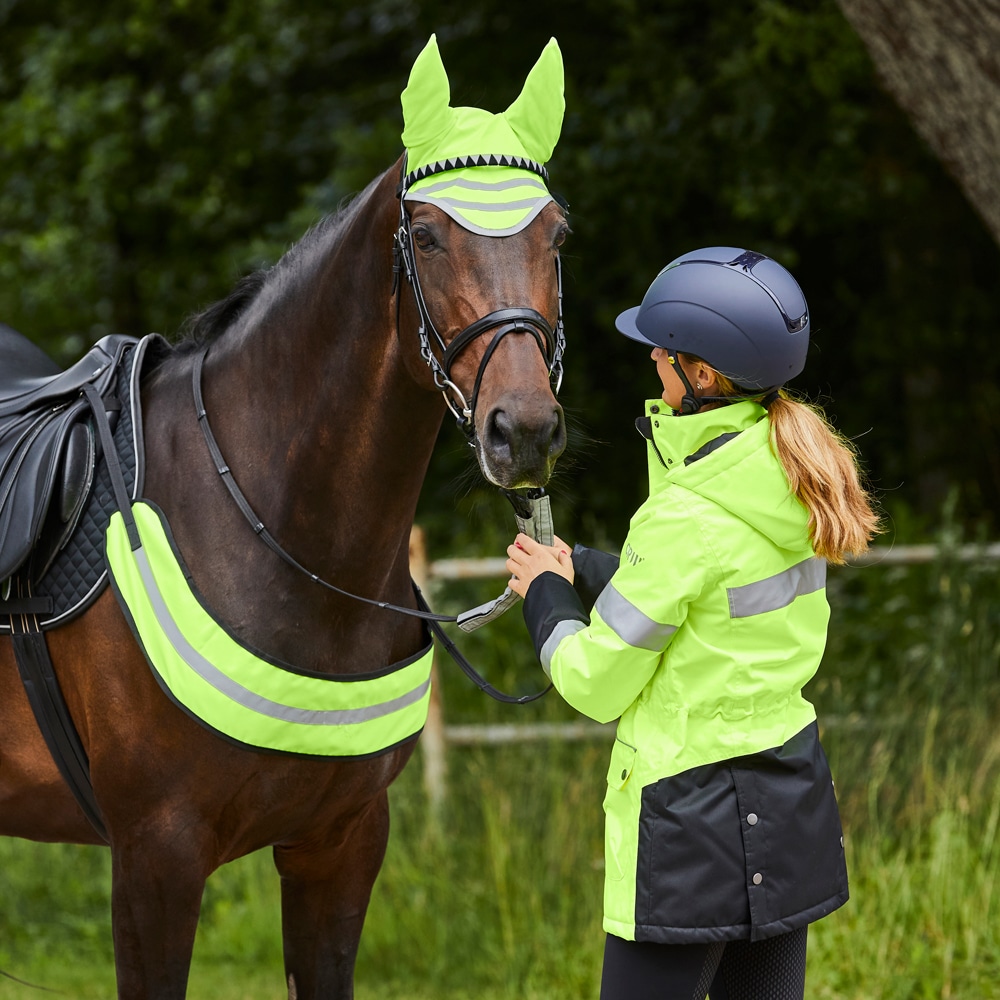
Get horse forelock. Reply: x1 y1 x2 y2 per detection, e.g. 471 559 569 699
172 169 393 354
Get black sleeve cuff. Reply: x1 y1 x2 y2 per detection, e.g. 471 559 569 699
522 571 589 661
571 544 619 609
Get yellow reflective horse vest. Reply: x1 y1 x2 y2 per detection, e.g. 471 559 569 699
105 501 433 758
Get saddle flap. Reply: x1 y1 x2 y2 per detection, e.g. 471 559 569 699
0 397 90 581
30 418 97 584
60 420 96 523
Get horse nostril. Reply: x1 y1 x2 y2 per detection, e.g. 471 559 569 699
548 408 567 459
485 408 515 463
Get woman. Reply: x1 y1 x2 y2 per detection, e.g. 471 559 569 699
506 247 879 1000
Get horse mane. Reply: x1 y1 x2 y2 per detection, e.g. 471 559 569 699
172 172 388 355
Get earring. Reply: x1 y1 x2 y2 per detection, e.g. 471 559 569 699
696 383 702 390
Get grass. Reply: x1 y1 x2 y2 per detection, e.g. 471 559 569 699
1 548 999 998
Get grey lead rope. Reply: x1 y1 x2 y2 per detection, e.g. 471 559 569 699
456 491 554 632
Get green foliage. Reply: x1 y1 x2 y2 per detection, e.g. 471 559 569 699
2 0 1000 535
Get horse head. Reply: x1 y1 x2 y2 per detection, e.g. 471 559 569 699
396 34 568 490
398 198 568 488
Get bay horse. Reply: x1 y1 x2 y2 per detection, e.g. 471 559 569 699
0 152 568 997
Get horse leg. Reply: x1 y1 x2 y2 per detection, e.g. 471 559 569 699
274 791 391 1000
108 814 210 1000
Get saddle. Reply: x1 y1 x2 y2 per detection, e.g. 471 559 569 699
1 323 150 843
0 324 137 594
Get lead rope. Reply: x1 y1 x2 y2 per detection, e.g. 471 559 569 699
192 348 552 702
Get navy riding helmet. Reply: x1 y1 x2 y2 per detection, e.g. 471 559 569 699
615 247 810 395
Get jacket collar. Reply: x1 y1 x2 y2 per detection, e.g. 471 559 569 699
637 398 766 475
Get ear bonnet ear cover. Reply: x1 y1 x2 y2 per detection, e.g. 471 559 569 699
400 34 565 236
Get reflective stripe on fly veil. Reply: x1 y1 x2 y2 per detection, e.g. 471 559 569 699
411 175 549 197
426 195 550 213
105 502 433 757
727 557 826 619
403 166 555 237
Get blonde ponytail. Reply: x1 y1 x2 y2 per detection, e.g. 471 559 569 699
765 392 880 564
681 353 881 563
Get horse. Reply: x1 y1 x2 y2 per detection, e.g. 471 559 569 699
0 149 569 998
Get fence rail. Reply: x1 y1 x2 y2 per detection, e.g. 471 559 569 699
409 528 1000 810
428 542 1000 580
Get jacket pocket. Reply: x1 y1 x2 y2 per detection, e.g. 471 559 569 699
604 739 638 882
607 737 637 789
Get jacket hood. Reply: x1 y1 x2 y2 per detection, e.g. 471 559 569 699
640 398 810 551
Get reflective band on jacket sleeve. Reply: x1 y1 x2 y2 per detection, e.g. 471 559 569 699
595 584 679 651
105 502 432 758
540 619 587 676
727 557 826 619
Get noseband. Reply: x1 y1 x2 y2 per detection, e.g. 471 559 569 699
392 155 566 441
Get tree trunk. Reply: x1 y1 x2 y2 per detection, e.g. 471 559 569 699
835 0 1000 246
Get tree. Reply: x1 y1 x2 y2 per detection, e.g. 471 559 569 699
835 0 1000 247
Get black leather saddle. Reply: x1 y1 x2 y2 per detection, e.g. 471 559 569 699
0 324 137 588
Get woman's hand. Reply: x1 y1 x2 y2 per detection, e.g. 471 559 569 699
505 533 574 598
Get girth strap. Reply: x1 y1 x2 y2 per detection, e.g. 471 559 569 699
12 624 109 842
6 381 133 844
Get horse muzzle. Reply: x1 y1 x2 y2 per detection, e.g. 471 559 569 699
477 395 566 489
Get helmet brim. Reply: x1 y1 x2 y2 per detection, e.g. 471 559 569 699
615 305 659 347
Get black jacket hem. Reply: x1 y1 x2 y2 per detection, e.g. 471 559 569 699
633 887 849 944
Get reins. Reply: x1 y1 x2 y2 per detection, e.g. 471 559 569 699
192 348 552 705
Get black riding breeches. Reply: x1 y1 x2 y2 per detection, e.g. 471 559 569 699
599 926 808 1000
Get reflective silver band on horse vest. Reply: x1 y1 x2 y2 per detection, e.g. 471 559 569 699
727 557 826 619
105 501 433 758
131 544 430 726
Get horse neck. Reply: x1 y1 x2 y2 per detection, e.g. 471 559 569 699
202 167 444 592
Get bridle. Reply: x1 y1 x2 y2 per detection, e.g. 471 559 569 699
391 153 566 441
190 156 568 704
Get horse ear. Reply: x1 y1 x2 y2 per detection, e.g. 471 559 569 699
401 34 454 151
504 37 565 164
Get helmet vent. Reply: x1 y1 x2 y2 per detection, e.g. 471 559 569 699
727 250 768 271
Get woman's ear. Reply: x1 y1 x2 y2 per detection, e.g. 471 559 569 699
695 362 718 394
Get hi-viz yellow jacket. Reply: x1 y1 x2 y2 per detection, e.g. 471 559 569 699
522 398 848 944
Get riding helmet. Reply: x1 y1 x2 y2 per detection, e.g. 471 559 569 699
615 247 810 391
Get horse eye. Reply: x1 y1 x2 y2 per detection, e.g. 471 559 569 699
413 226 436 250
553 226 569 249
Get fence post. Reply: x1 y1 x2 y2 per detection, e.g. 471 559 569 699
409 525 448 816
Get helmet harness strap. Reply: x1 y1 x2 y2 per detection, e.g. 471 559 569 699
667 350 780 414
667 350 707 415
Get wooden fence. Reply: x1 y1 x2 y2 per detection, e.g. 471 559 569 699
408 527 1000 809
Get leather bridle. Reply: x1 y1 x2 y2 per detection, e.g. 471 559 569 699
392 154 566 441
